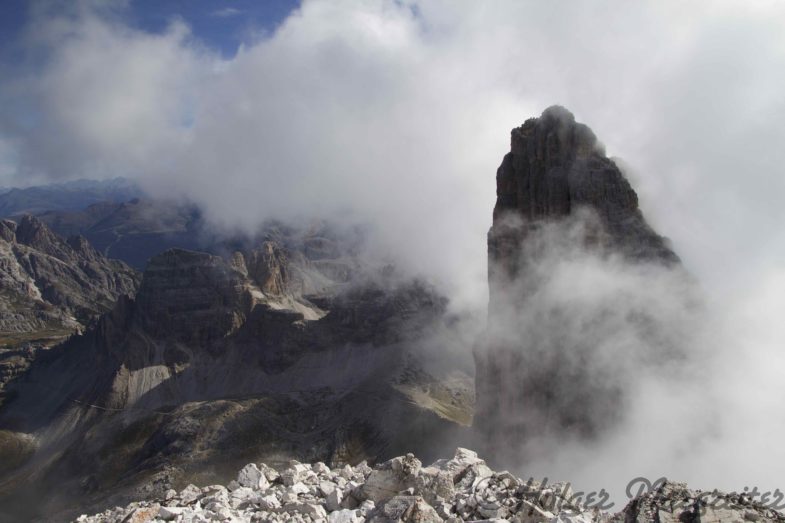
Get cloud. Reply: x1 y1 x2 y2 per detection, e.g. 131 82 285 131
212 7 243 18
1 0 785 500
0 5 208 186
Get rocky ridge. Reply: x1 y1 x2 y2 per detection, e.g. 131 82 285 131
0 177 142 218
0 216 139 327
73 448 785 523
0 215 139 405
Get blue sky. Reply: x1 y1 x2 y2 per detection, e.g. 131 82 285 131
1 0 301 58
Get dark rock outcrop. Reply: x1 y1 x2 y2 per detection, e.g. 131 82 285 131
488 106 677 308
475 107 687 461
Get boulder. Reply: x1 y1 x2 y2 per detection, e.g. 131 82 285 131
362 454 422 503
237 463 270 490
368 495 443 523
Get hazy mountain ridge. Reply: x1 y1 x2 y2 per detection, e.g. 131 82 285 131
0 178 143 218
35 198 206 270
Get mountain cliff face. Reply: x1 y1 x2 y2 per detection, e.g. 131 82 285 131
0 225 473 521
0 178 142 218
476 107 688 461
0 216 140 407
487 106 677 310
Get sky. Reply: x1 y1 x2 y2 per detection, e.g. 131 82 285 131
0 0 298 58
1 0 785 506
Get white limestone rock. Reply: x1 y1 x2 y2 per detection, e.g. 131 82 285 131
71 449 785 523
368 495 443 523
158 505 187 520
362 454 422 503
327 488 345 512
328 509 365 523
259 494 282 511
282 461 315 486
179 484 204 505
259 463 281 483
238 463 270 490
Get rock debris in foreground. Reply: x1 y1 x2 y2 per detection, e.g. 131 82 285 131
74 448 785 523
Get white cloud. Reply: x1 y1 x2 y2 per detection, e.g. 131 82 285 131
212 7 243 18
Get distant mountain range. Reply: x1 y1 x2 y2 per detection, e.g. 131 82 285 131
0 178 209 269
35 198 207 269
0 178 143 217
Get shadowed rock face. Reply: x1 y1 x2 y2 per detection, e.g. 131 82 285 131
476 107 685 462
488 106 677 309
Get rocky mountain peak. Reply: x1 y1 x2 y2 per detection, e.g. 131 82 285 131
0 219 16 243
477 107 688 461
507 105 602 174
245 241 291 297
13 214 72 259
72 448 785 523
0 220 140 411
489 107 678 299
1 215 139 323
14 214 50 243
65 234 101 262
501 106 658 231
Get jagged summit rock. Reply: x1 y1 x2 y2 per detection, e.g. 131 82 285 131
476 107 691 462
15 213 67 253
490 105 677 297
1 214 139 325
